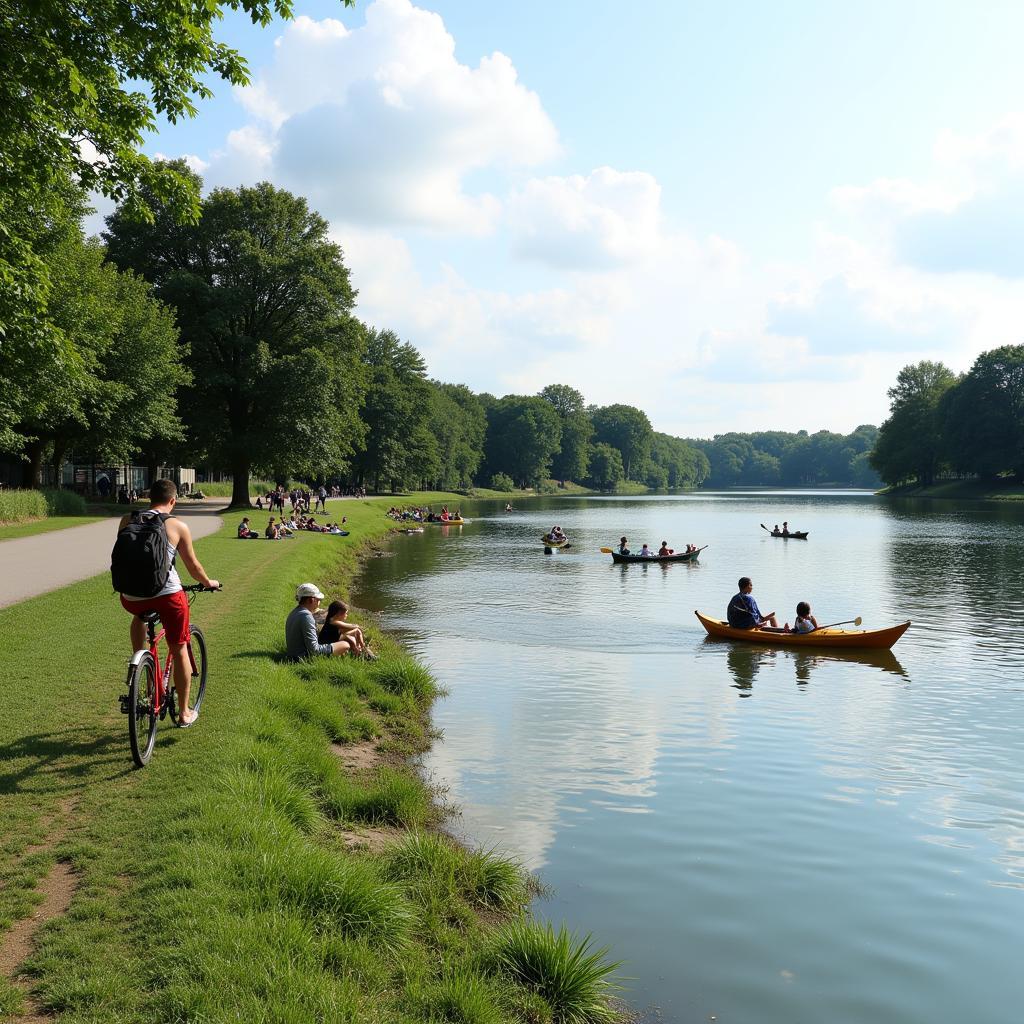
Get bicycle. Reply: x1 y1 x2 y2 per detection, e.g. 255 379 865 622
119 583 219 767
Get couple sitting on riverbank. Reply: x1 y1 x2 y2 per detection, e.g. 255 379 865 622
285 583 377 660
728 577 818 633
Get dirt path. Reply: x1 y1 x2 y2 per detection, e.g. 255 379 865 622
0 504 223 609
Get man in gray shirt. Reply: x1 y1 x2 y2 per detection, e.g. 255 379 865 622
285 582 353 659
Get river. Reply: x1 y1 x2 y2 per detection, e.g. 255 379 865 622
353 491 1024 1023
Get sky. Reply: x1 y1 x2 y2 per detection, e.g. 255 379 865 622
120 0 1024 438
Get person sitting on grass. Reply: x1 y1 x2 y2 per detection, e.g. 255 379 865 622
286 583 357 660
793 601 818 633
265 517 280 540
237 517 259 539
317 599 376 660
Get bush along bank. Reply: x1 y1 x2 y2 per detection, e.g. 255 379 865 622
0 494 624 1023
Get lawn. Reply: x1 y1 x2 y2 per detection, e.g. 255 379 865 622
0 494 623 1023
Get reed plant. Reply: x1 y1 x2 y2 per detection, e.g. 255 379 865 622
489 921 623 1024
0 488 47 523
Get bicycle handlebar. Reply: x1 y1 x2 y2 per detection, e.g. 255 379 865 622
183 583 222 593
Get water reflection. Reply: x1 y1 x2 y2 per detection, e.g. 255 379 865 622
712 638 908 692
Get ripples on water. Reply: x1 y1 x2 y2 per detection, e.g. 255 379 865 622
355 493 1024 1023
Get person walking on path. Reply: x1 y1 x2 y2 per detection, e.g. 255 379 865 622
114 479 220 727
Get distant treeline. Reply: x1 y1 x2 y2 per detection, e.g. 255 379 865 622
870 345 1024 487
686 428 881 488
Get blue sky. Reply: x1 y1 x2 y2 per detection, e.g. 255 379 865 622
131 0 1024 437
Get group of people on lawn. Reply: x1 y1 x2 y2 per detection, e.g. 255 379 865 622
238 514 348 539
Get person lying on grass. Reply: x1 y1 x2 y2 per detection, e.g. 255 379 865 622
317 599 376 660
285 583 358 660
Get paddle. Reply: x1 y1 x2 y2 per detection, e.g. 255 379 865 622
600 547 614 553
817 616 863 630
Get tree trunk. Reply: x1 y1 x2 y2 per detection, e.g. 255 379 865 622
230 456 251 508
146 454 159 489
21 440 45 488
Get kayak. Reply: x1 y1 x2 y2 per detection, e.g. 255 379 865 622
542 534 570 548
694 610 910 650
769 531 808 540
426 517 465 525
612 546 705 564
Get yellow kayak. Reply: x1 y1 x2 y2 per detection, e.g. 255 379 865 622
694 611 910 650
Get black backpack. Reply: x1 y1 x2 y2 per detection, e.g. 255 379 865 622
111 511 174 597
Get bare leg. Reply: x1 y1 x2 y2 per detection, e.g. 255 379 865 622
130 616 147 654
170 642 196 724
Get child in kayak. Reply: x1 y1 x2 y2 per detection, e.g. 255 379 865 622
793 601 818 633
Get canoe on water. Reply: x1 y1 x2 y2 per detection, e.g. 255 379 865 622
426 517 465 525
611 546 706 564
761 523 808 539
694 611 910 650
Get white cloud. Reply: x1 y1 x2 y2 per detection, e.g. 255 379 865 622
211 0 559 232
508 167 663 269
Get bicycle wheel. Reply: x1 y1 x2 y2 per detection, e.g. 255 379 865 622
127 652 158 767
185 624 208 716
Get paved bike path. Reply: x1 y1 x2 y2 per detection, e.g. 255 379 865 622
0 505 224 609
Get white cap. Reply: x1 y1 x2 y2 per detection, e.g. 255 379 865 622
295 582 325 601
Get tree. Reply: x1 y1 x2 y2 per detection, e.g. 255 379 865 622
425 383 486 490
587 442 624 490
352 329 433 492
10 228 186 485
942 345 1024 480
590 404 653 481
540 384 592 483
1 2 353 398
870 361 957 487
105 179 365 506
484 396 562 488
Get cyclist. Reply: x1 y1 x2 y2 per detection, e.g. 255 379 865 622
117 479 220 727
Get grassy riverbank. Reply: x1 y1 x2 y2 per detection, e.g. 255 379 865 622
879 479 1024 501
0 494 622 1023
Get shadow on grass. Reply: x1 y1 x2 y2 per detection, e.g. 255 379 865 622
230 650 292 664
0 726 133 795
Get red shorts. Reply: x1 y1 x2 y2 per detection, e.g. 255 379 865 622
121 590 190 647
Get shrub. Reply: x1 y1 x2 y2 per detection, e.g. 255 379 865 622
489 473 515 492
488 921 622 1024
422 972 504 1024
0 489 48 523
43 489 86 515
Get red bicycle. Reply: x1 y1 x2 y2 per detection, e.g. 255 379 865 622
119 583 218 767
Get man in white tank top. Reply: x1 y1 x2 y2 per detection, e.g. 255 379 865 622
118 479 220 727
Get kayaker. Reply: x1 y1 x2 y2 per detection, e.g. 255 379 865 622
658 541 674 556
771 524 782 536
727 577 785 631
618 536 630 555
793 601 818 633
782 521 791 536
640 543 655 557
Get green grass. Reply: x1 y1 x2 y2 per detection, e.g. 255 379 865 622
0 515 108 542
0 491 625 1023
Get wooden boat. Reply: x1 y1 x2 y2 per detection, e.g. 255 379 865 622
611 546 705 564
694 610 910 650
542 534 570 548
426 517 465 525
761 522 808 539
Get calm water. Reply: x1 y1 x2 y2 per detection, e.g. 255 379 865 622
353 492 1024 1023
